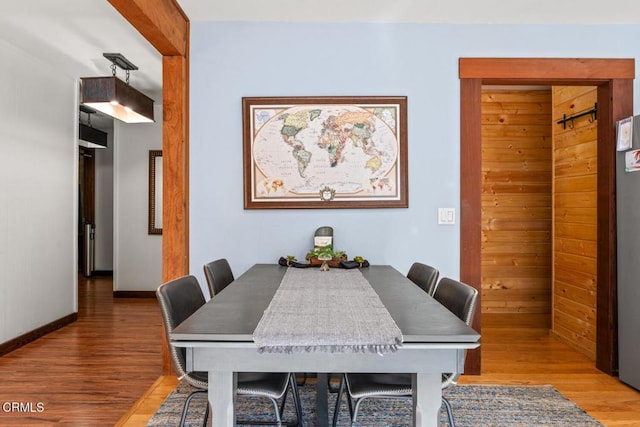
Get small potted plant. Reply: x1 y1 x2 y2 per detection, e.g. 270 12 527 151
306 247 348 268
285 255 297 267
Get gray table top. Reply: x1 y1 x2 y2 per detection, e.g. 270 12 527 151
171 264 480 344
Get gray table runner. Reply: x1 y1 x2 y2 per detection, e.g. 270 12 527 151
253 268 403 354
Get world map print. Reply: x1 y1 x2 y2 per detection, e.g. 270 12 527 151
248 102 403 205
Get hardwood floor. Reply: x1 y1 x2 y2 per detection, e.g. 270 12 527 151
458 327 640 426
2 275 638 426
0 275 163 426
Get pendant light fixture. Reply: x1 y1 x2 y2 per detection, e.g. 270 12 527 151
78 105 108 149
81 53 154 124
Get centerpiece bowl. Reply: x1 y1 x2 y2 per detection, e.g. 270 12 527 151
306 250 347 269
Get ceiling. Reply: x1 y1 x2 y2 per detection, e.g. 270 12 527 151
0 1 162 130
3 0 640 97
0 1 162 97
1 0 639 130
178 0 640 24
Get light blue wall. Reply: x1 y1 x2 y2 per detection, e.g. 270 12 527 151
190 22 640 283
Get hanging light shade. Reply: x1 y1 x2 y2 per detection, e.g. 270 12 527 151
78 105 108 149
80 53 154 124
81 76 154 123
79 123 108 149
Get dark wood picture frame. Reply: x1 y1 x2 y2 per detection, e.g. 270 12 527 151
148 150 162 235
242 96 408 209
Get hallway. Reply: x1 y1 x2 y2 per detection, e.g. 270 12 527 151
0 275 162 426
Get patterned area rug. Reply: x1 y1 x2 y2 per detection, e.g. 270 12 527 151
147 380 603 426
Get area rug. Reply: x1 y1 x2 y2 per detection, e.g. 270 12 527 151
147 381 603 426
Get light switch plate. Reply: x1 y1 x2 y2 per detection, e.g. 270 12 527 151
438 208 455 225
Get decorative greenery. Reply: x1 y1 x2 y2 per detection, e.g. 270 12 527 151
305 247 346 260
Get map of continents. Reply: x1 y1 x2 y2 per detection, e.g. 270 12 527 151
252 104 399 200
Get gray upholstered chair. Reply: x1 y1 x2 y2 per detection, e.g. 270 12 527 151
332 277 478 427
157 275 303 427
203 258 235 298
406 262 440 296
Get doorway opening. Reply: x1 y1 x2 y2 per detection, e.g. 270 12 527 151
78 146 95 275
459 58 634 375
77 109 114 279
481 85 599 360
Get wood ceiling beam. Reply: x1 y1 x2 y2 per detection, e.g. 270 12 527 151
108 0 188 56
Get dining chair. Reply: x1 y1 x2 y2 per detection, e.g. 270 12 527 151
203 258 235 298
332 277 478 427
157 275 303 427
406 262 440 296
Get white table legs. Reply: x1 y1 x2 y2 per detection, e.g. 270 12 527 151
207 370 441 427
209 371 236 427
412 373 442 427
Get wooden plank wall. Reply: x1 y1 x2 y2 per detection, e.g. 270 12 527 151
481 89 553 328
551 86 598 360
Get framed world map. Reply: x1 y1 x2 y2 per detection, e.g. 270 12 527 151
242 96 408 209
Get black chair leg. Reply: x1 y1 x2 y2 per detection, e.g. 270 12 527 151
279 380 290 416
269 375 304 427
442 396 455 427
346 391 354 421
202 401 210 427
180 390 207 427
332 375 346 427
290 374 304 427
179 381 303 427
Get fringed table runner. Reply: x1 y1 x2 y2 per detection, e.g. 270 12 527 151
253 268 403 354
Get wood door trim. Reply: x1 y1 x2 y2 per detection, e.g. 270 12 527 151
79 147 96 225
79 147 96 270
459 57 634 80
459 78 482 375
460 57 634 375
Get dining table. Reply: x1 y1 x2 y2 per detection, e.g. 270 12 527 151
170 263 480 427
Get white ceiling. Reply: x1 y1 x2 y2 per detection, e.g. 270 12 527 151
2 0 640 118
178 0 640 24
0 1 162 107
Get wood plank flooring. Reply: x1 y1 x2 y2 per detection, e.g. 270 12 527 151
458 327 640 426
0 275 163 426
1 275 638 426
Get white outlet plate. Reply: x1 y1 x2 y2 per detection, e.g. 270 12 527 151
438 208 455 225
